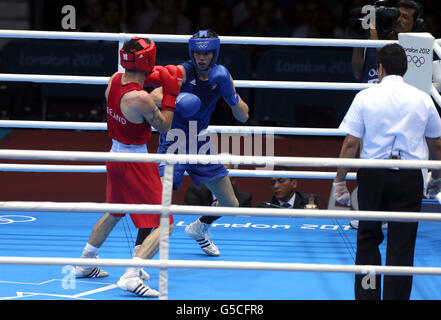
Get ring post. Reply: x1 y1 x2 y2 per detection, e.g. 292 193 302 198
159 163 174 300
399 32 434 94
117 33 128 73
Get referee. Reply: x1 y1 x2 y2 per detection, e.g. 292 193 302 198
333 43 441 300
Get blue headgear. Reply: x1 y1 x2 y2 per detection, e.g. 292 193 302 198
188 30 220 69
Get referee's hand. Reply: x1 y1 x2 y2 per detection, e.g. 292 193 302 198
333 181 351 206
427 176 441 197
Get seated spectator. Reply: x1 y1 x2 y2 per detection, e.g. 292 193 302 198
258 170 319 209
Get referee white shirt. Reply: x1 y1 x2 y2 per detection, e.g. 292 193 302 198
339 75 441 160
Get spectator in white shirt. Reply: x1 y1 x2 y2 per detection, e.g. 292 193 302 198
333 43 441 300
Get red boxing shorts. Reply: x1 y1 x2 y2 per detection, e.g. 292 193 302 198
106 160 173 228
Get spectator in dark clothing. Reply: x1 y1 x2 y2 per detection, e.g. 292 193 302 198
258 176 319 209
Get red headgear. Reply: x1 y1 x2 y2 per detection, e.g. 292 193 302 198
120 37 156 74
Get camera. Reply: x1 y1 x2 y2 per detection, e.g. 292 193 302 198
348 0 400 39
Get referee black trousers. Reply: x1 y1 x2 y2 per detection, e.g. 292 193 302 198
355 168 423 300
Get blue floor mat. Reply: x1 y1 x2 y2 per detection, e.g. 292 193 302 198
0 211 440 300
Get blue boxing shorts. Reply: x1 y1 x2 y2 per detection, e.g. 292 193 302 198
157 136 228 190
158 162 228 190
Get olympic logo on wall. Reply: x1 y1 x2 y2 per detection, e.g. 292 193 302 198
0 215 36 225
407 55 425 67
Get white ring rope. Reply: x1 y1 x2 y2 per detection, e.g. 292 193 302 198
0 72 437 94
0 256 439 277
0 149 440 170
0 30 437 103
0 120 347 136
0 32 437 112
434 41 441 62
0 163 105 173
0 73 374 90
0 164 357 180
0 29 397 47
1 30 441 298
0 120 108 130
0 74 109 85
431 85 441 107
0 201 438 223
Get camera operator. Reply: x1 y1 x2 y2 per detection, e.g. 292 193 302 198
351 0 424 82
348 1 423 230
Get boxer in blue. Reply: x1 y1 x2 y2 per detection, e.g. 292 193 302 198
150 30 249 256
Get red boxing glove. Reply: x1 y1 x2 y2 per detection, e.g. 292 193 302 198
160 65 183 111
143 66 164 88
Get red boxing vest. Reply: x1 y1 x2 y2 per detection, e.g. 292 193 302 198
106 73 151 145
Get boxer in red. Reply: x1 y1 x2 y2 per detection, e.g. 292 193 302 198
73 37 182 298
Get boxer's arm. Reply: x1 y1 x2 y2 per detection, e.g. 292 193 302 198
351 48 364 80
230 95 249 123
133 91 174 133
105 72 118 101
352 26 378 80
143 65 183 131
149 87 163 107
146 106 175 133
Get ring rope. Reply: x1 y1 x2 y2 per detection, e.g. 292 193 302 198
0 201 439 223
0 256 439 277
0 73 374 90
0 120 347 136
430 85 441 107
0 149 440 170
0 73 437 96
0 29 397 47
0 30 437 111
1 30 440 298
434 41 441 61
0 164 357 180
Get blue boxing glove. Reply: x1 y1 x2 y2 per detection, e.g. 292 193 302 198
175 92 201 119
208 65 239 106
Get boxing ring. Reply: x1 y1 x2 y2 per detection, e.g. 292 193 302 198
0 30 441 300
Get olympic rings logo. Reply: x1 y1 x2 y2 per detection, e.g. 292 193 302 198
407 55 425 67
0 215 36 225
195 41 209 49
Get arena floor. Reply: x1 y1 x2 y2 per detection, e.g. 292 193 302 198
0 207 440 300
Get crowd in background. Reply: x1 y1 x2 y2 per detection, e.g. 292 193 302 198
1 0 440 122
71 0 441 39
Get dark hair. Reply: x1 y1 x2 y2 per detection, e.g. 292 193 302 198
377 43 407 76
396 0 423 22
192 29 219 39
122 38 151 52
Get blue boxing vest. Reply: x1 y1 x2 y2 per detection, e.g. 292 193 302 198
158 61 222 154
